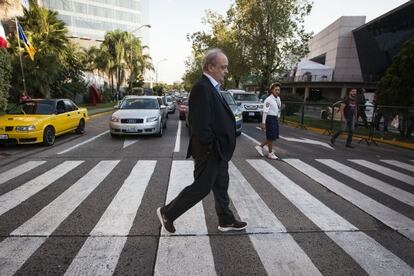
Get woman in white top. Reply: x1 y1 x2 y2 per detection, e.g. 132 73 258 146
255 83 282 160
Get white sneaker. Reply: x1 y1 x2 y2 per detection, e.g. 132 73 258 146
263 145 269 154
267 152 278 160
255 145 264 157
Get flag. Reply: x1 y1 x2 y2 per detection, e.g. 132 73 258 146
17 23 36 60
0 23 7 48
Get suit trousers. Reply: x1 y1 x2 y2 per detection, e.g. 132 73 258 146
164 152 236 225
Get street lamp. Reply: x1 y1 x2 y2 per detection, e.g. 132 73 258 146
155 59 167 85
129 24 151 94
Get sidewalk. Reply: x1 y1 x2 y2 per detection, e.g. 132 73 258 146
87 107 114 117
282 120 414 151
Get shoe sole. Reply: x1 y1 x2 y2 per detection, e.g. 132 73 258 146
156 207 164 228
157 207 175 234
217 225 247 232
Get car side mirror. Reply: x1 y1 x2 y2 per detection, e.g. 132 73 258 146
114 105 119 109
160 105 166 109
237 102 242 106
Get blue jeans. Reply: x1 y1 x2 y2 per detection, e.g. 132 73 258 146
332 117 355 145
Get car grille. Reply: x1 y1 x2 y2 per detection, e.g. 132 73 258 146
5 126 13 132
244 105 258 110
121 119 144 124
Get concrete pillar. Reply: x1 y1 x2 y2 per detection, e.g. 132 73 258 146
292 87 296 95
304 86 309 102
340 87 347 98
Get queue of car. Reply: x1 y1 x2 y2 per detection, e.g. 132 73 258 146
0 91 246 148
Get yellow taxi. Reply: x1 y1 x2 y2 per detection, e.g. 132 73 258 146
0 99 88 146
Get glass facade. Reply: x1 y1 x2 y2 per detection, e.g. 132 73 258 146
353 1 414 82
42 0 148 41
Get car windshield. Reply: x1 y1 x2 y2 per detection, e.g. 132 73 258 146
120 98 158 109
7 100 55 115
233 94 259 101
221 93 237 106
165 96 173 103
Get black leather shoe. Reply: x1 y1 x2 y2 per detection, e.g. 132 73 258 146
330 137 335 145
346 144 354 148
218 220 247 232
157 207 176 233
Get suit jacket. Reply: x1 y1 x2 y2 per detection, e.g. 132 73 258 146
186 75 236 162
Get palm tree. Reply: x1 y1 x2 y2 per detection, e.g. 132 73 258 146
8 2 70 98
126 35 153 93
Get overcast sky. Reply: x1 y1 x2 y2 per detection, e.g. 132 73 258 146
148 0 409 84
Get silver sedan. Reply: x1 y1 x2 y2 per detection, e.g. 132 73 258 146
109 96 167 137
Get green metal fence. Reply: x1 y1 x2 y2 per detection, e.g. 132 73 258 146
280 101 414 145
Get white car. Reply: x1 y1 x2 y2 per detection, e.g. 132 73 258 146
109 96 167 137
229 89 263 121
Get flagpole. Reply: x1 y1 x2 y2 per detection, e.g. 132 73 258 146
15 17 27 93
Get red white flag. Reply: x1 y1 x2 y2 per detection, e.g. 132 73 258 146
0 23 7 48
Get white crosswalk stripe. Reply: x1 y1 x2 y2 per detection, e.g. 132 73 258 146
284 159 414 242
0 158 413 275
316 159 414 207
380 160 414 172
0 161 119 276
250 159 414 275
154 160 216 276
0 161 83 216
228 162 322 275
0 161 46 186
65 160 156 276
349 159 414 185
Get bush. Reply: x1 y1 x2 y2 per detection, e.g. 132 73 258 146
280 92 302 116
0 49 12 111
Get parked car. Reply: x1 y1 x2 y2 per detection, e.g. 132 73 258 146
0 99 88 146
229 89 263 121
109 96 167 137
158 96 169 120
221 91 243 136
163 95 176 114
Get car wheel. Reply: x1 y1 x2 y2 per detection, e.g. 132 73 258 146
163 119 167 129
42 126 55 146
156 123 163 137
75 119 85 134
321 111 328 120
236 130 242 136
110 132 117 138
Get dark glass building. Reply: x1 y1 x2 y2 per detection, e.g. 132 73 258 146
353 0 414 82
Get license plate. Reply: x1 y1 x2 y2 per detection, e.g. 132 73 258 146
126 127 136 133
0 134 8 139
249 112 255 116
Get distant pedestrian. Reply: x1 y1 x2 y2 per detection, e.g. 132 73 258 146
255 82 282 159
19 90 31 103
331 88 358 148
156 48 247 233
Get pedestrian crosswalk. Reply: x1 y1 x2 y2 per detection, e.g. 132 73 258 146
0 157 413 275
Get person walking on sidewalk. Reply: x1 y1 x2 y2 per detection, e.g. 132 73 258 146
156 48 247 233
331 88 358 148
255 83 282 160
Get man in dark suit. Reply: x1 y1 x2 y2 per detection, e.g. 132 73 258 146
157 48 247 233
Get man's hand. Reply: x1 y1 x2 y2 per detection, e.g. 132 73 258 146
260 123 266 130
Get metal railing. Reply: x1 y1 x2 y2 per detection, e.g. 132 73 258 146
280 101 414 145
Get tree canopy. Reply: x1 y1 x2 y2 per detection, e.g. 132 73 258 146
183 0 312 93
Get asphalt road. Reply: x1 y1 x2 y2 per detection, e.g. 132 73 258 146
0 110 413 275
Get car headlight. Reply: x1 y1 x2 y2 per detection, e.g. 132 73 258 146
15 125 36 132
110 116 120 122
147 116 159 122
234 113 242 120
